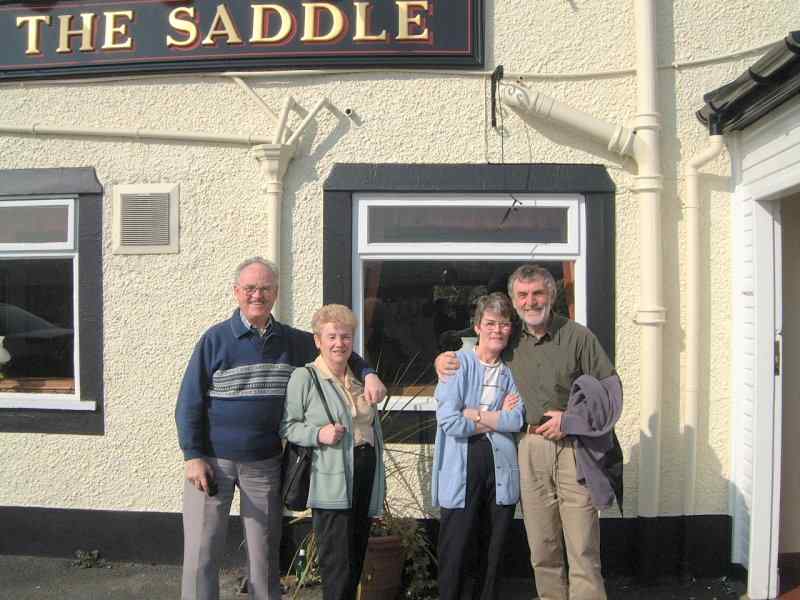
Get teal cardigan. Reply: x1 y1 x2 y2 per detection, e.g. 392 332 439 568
432 349 525 509
280 363 385 515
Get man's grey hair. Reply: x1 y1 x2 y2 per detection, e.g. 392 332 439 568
472 292 515 327
507 264 557 300
234 257 279 284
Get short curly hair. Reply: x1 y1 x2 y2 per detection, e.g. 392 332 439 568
311 304 358 336
472 292 514 327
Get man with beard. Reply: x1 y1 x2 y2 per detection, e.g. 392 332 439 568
436 263 619 600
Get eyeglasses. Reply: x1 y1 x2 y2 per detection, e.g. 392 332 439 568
481 320 512 330
239 285 276 296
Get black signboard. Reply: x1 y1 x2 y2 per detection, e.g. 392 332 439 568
0 0 483 80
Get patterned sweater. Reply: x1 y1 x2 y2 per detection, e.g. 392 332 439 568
176 310 370 462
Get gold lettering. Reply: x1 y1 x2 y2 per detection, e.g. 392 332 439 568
16 15 51 55
300 3 345 42
396 1 429 41
353 2 386 42
57 13 96 53
167 6 198 48
101 11 133 50
201 4 243 46
250 4 292 43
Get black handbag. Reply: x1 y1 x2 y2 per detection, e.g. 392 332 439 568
281 366 336 511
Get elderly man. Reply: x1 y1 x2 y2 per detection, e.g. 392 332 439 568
437 264 621 600
176 257 385 600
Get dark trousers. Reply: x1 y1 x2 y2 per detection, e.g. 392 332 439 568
438 436 515 600
313 444 377 600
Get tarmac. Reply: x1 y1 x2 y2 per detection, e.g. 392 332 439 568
0 554 750 600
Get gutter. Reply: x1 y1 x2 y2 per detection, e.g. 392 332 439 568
697 31 800 132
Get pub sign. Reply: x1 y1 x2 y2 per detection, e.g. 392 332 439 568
0 0 483 80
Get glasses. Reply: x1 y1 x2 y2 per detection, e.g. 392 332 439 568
481 320 512 330
239 285 276 296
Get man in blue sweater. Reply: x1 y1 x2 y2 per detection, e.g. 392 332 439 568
176 257 386 600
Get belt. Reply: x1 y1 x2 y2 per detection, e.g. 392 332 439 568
524 416 552 434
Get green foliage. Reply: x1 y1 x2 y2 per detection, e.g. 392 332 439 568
72 549 110 569
368 514 437 599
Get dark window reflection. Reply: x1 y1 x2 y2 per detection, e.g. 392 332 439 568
0 259 74 392
368 205 568 244
362 260 572 396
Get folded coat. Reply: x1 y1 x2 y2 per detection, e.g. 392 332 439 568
560 373 624 513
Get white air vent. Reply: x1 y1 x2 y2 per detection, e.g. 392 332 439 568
113 183 179 254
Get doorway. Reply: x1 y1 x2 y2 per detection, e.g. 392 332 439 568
779 193 800 595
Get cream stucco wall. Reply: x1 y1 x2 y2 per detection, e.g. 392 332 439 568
0 1 795 519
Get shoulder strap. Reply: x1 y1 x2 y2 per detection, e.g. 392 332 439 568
306 366 336 425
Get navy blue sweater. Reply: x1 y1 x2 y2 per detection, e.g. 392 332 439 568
176 310 371 462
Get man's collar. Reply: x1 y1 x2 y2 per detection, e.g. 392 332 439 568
232 309 279 338
521 312 566 341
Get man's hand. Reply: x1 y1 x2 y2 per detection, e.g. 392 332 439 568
435 351 460 381
502 393 519 412
363 373 387 405
535 410 566 440
318 423 346 445
186 458 214 493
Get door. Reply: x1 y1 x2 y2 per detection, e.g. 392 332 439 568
779 193 800 593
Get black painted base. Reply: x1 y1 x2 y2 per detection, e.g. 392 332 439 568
0 506 738 581
780 552 800 595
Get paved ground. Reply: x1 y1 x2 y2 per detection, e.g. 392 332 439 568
0 555 747 599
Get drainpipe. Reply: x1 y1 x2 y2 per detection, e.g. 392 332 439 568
0 123 273 146
501 0 664 575
680 121 724 577
252 143 293 320
251 96 331 320
631 0 664 524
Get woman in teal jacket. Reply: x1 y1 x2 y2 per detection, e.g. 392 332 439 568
281 304 385 600
432 292 525 600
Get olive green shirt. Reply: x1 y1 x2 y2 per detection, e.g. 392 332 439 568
502 313 615 424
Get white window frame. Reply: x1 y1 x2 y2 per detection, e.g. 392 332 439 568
0 198 75 252
352 192 587 411
0 197 93 411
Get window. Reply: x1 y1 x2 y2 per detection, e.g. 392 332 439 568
0 198 88 408
322 163 616 439
353 194 585 410
0 167 103 426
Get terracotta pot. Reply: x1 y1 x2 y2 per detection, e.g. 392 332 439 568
358 535 405 600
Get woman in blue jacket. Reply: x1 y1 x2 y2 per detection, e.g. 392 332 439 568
432 292 525 600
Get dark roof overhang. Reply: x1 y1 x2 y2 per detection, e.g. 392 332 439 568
696 31 800 133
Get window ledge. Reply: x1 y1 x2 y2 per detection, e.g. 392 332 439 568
0 377 75 394
381 395 436 411
0 395 96 411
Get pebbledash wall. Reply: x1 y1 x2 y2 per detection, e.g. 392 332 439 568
0 0 794 580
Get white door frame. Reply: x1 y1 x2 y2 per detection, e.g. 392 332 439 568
730 97 800 599
748 196 782 599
